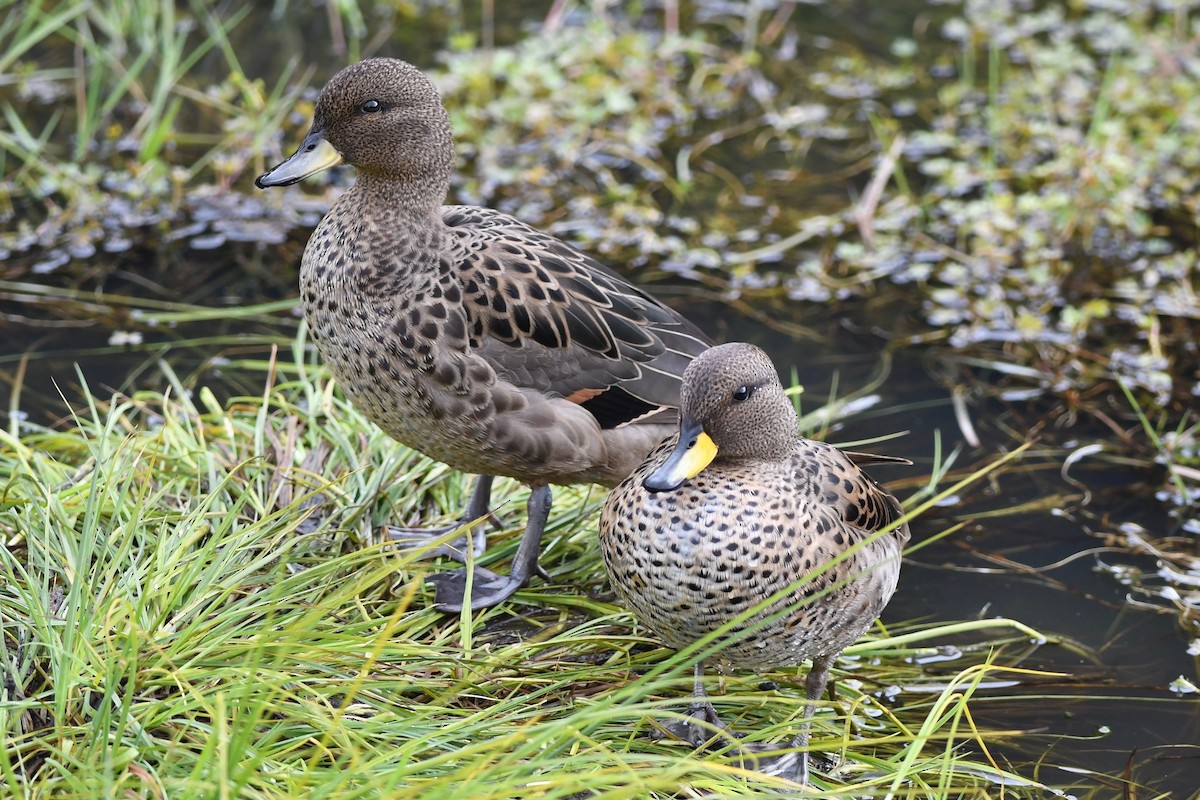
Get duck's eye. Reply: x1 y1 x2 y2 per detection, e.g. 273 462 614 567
360 99 381 113
732 384 754 404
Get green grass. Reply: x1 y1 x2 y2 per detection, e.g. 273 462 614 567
0 338 1060 798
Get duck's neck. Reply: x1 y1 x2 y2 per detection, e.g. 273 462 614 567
321 171 448 296
352 170 450 223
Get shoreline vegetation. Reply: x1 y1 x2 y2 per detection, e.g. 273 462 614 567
2 346 1054 797
2 1 1197 796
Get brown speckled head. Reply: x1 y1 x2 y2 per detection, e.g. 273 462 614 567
312 58 454 182
680 342 797 461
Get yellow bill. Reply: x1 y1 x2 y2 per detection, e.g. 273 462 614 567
643 421 718 493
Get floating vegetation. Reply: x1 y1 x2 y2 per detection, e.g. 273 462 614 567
0 0 314 261
5 2 1197 398
855 2 1200 413
1085 383 1200 651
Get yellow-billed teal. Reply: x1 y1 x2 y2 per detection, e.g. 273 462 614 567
599 342 909 784
257 58 712 611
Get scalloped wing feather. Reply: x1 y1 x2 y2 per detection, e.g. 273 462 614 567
443 206 712 428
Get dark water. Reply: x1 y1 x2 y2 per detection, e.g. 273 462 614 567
4 1 1198 796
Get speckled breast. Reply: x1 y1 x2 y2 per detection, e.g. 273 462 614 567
599 445 904 671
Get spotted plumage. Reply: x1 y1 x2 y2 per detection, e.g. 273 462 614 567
599 342 909 783
257 58 712 611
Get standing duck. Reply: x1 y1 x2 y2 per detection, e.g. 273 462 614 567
599 342 909 784
257 58 711 611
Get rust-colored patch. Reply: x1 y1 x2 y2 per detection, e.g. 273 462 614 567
564 387 605 404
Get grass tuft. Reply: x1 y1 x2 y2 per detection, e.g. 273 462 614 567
0 342 1059 797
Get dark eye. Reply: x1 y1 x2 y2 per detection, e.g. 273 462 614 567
361 99 381 113
732 385 753 404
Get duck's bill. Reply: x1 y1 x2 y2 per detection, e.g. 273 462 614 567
643 420 718 493
256 132 343 188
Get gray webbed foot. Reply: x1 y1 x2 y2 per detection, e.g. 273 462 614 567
389 524 488 562
651 658 839 788
654 699 743 748
426 566 527 612
387 475 496 563
426 484 552 613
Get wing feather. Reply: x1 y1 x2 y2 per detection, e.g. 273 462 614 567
443 205 712 428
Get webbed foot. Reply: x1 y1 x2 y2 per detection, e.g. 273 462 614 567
388 524 488 562
654 700 742 748
426 566 527 611
426 484 552 613
387 476 496 563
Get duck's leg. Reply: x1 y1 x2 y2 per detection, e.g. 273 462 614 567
737 653 834 785
426 484 552 612
786 653 834 784
657 662 740 748
661 663 833 783
388 475 495 562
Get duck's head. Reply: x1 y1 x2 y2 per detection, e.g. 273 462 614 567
644 342 798 493
256 58 453 188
